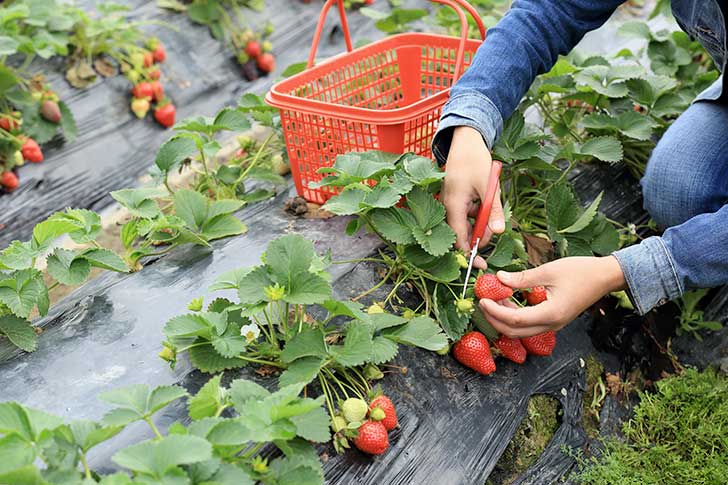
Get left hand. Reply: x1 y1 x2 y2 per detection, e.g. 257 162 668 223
479 256 627 338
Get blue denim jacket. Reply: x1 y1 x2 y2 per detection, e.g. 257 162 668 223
433 0 728 314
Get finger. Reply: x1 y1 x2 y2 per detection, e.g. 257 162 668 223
444 195 473 251
487 316 553 338
480 298 560 327
496 265 551 290
488 189 505 235
472 254 487 270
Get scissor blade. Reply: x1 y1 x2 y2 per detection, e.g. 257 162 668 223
461 237 480 300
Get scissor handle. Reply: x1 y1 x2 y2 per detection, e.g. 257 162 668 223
470 160 502 249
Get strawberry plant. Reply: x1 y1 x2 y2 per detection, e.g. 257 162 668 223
0 209 127 352
157 0 276 79
161 234 447 451
0 377 329 484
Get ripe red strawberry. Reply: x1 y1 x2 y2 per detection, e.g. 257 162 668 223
353 421 389 455
21 138 43 163
521 331 557 357
41 100 61 123
149 68 161 80
152 44 166 63
131 97 150 118
143 51 154 67
370 395 397 431
154 103 176 128
256 53 276 73
524 286 547 305
132 82 153 99
245 40 261 58
1 171 18 191
474 274 513 301
493 335 527 364
150 81 164 102
453 331 496 375
0 113 20 131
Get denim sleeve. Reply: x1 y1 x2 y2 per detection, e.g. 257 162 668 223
613 204 728 315
432 0 625 164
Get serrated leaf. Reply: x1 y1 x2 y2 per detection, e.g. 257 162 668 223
112 434 212 477
236 266 272 305
589 216 621 256
617 21 652 40
81 248 128 272
369 335 399 364
369 207 416 244
559 192 603 234
546 183 579 231
321 186 367 215
330 322 373 366
46 249 91 286
407 186 446 230
266 234 313 282
0 434 36 474
189 343 246 373
228 379 270 412
323 151 399 180
156 136 197 174
110 188 166 219
279 357 323 388
213 108 251 132
0 241 36 271
432 285 468 341
211 325 246 358
578 136 623 162
58 101 77 142
280 327 327 364
412 222 456 256
0 315 37 352
100 385 187 426
188 374 225 420
0 269 45 319
290 404 330 443
403 154 445 186
382 315 447 351
174 189 208 231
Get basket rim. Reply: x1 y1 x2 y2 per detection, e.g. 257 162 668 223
265 32 482 125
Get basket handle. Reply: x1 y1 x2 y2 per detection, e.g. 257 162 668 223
306 0 486 70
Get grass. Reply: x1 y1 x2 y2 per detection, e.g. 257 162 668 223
576 367 728 484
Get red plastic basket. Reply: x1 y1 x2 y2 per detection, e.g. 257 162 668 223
266 0 486 203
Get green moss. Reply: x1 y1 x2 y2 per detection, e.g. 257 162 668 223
487 395 561 485
581 355 605 439
576 368 728 484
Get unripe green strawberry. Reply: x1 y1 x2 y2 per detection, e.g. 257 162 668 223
456 252 468 268
367 303 384 315
363 364 384 380
436 343 450 355
342 398 368 423
264 284 285 301
456 298 474 314
402 309 416 319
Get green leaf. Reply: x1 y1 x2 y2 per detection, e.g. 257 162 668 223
188 374 225 420
0 241 36 271
280 327 327 364
112 434 212 477
403 154 445 186
0 269 45 319
58 101 77 142
279 357 323 388
321 187 367 215
589 216 621 256
0 402 63 442
369 208 416 244
0 315 36 352
432 285 469 341
289 404 330 443
266 234 314 282
0 466 46 485
156 136 197 174
369 335 399 364
213 108 251 132
81 248 128 272
69 420 123 453
110 188 166 219
487 233 516 268
174 189 208 231
236 266 272 305
546 183 579 231
382 315 447 351
617 21 652 40
228 379 270 411
407 186 446 230
323 151 399 181
578 136 623 162
46 249 91 286
189 343 247 373
31 218 81 249
559 192 603 234
412 222 456 257
330 322 373 366
282 61 307 77
211 325 246 358
100 385 187 426
0 434 36 474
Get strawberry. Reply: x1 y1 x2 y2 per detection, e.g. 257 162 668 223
0 112 20 131
143 51 154 67
353 421 389 455
154 103 176 128
41 100 61 123
521 331 557 356
342 398 368 423
21 138 43 163
150 81 164 102
1 171 18 191
132 82 153 99
453 331 496 375
256 53 276 73
131 97 150 119
149 68 161 80
152 44 166 63
493 335 527 364
370 395 397 431
524 286 547 305
474 274 513 301
245 40 261 58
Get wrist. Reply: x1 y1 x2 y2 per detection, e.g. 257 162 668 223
599 256 627 293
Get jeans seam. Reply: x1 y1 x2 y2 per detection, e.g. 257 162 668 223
656 237 684 296
613 252 645 314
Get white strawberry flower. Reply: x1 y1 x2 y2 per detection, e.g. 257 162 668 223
240 323 260 344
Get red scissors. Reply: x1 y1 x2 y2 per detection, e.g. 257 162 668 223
461 160 503 299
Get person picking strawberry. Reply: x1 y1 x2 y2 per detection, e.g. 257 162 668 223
434 0 728 338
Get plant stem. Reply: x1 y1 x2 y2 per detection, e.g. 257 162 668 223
80 454 92 479
144 417 163 439
237 355 284 367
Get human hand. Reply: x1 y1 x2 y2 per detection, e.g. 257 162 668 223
442 126 505 269
479 256 627 338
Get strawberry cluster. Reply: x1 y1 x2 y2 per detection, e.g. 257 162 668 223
126 39 175 128
331 394 399 455
452 275 557 375
235 25 276 81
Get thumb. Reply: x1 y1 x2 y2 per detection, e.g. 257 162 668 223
488 187 505 234
496 266 549 290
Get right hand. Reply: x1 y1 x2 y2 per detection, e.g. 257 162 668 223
441 126 505 269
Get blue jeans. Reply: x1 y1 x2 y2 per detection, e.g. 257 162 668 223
613 99 728 314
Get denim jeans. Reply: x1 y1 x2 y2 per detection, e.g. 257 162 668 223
613 98 728 314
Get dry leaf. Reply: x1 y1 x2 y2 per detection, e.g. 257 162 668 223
94 57 117 77
524 233 553 266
